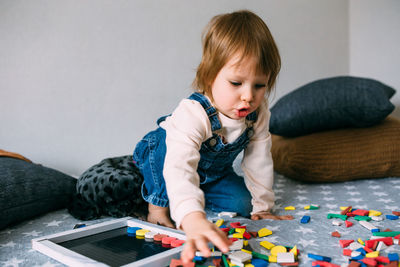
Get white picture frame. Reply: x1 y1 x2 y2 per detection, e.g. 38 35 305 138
32 217 186 267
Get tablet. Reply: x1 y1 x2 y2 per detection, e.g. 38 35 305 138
32 217 186 267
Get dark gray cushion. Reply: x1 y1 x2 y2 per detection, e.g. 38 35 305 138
0 157 76 229
269 76 396 137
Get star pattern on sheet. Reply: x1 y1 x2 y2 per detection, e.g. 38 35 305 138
295 195 308 201
344 185 357 190
0 209 113 266
325 204 338 209
0 241 17 248
384 205 400 210
368 185 382 189
265 225 281 231
260 175 400 265
1 173 400 267
0 257 25 267
294 226 316 234
259 235 281 243
373 191 388 197
297 238 318 247
274 189 285 194
32 261 61 267
377 198 394 203
319 185 332 190
22 230 42 237
44 220 63 227
295 210 311 216
347 197 364 203
347 191 361 196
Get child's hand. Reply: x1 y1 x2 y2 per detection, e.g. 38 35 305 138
180 211 231 264
251 211 294 220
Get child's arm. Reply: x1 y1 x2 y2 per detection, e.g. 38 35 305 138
180 211 230 264
241 104 284 218
161 99 212 227
161 99 230 260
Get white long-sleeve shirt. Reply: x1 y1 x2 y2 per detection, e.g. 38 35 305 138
160 97 275 227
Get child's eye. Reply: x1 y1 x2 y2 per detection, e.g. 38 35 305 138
255 84 266 89
230 81 242 86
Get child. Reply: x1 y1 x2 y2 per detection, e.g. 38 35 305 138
133 10 292 263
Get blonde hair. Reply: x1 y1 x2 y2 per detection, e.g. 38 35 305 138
193 10 281 98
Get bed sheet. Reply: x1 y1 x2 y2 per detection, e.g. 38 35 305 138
1 172 399 266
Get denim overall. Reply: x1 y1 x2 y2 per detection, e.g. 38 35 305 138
133 93 257 216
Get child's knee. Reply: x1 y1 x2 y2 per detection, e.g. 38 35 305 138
231 193 252 217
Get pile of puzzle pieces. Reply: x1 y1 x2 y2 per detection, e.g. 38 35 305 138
126 226 185 247
169 206 400 267
328 206 400 267
170 211 301 267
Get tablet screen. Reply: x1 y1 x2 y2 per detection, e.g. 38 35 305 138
59 227 171 267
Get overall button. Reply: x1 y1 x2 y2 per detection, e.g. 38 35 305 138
247 129 254 138
209 138 217 146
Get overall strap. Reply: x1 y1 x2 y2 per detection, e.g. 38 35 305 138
246 110 258 124
188 93 222 131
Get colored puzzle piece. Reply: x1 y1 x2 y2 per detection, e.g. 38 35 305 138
258 228 272 237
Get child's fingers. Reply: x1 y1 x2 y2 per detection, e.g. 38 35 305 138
194 236 211 257
182 236 211 263
164 221 176 228
181 239 195 263
251 213 262 220
265 214 282 220
208 230 230 253
182 230 229 263
278 215 294 220
251 212 284 220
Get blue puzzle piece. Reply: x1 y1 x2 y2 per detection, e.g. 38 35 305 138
193 256 205 262
388 253 399 261
356 247 366 255
127 226 141 235
307 253 331 262
301 215 310 224
351 254 364 261
251 258 269 267
386 215 399 220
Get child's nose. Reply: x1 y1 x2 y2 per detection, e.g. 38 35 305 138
240 87 253 103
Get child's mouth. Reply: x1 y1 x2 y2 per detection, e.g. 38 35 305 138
237 108 249 117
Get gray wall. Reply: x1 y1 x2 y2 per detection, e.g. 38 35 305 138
1 0 392 177
349 0 400 117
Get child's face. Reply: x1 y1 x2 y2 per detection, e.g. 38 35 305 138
210 54 268 120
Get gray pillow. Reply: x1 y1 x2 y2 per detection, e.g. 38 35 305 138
269 76 396 137
0 157 76 229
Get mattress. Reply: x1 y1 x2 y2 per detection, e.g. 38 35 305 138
1 172 399 266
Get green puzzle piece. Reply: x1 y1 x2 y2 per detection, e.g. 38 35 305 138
327 214 347 220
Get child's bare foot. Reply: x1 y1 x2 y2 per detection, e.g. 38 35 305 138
147 203 175 228
251 211 294 220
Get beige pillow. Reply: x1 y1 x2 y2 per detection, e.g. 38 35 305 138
271 116 400 182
